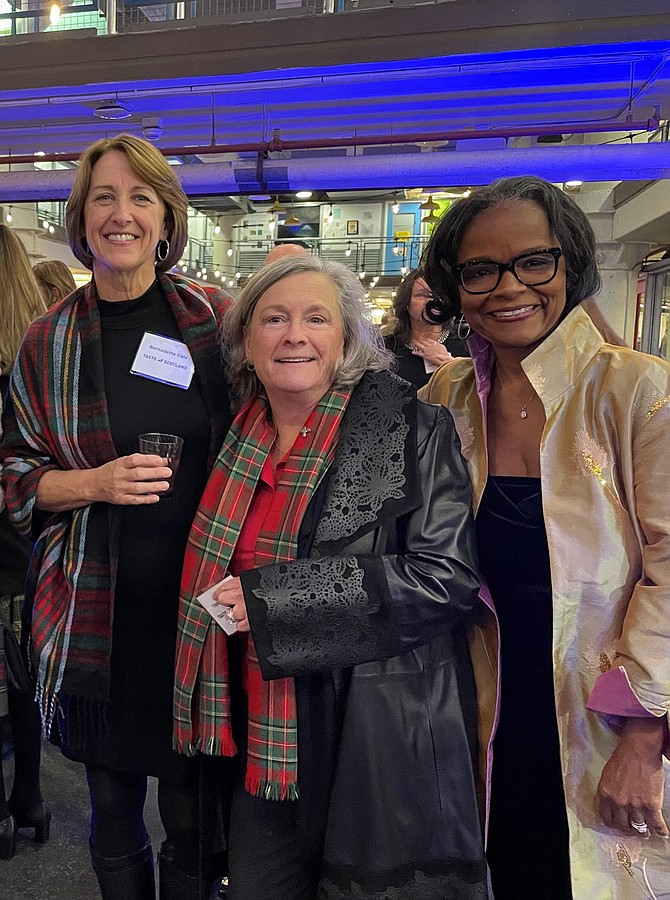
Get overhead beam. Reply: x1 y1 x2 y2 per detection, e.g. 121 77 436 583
2 142 669 202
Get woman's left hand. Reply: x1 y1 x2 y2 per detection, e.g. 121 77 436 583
597 717 669 837
411 339 454 368
213 577 250 632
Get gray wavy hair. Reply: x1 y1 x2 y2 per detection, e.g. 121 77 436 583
222 255 393 408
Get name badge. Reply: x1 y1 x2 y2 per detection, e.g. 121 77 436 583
197 576 238 635
130 332 195 390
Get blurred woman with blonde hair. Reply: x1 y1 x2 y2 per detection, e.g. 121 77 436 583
32 259 77 309
0 223 49 860
0 224 46 377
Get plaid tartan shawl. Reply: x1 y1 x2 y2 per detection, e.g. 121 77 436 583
0 274 231 738
174 387 350 800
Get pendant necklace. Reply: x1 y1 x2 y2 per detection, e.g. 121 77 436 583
496 368 536 419
405 328 451 353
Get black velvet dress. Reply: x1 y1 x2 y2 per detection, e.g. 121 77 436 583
63 281 210 784
475 476 573 899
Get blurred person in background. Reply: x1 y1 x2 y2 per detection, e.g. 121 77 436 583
1 136 233 899
32 259 77 309
384 267 469 388
0 223 49 860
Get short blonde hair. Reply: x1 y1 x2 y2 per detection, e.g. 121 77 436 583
65 134 188 272
222 256 393 408
0 225 47 375
32 260 77 308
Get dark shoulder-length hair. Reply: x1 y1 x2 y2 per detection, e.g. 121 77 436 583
391 267 425 345
421 175 601 324
66 133 188 273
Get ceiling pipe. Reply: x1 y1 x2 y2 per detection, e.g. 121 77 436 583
1 142 669 202
0 114 659 167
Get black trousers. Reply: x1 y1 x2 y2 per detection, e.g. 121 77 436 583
226 762 323 900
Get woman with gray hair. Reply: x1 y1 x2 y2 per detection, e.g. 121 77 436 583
174 255 487 900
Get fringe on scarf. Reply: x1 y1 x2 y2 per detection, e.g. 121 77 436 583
245 774 300 802
174 732 238 759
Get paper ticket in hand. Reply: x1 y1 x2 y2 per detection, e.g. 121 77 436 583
196 576 238 634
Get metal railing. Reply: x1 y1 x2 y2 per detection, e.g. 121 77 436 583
197 235 427 279
0 0 328 37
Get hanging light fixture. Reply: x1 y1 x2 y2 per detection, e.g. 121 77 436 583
345 241 352 257
327 204 334 225
94 100 132 120
421 209 439 225
419 194 440 211
268 218 276 232
270 197 286 214
227 241 234 257
49 1 61 25
5 206 12 223
392 193 400 215
284 211 301 227
214 216 221 235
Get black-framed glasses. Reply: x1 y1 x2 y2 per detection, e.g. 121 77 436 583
446 247 563 294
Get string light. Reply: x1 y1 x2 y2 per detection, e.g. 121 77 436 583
181 265 188 272
43 219 50 230
392 193 400 215
5 206 12 223
327 204 334 225
49 2 61 26
227 242 233 257
345 241 352 257
215 270 221 278
214 216 221 235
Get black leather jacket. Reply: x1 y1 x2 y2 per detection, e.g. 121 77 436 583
242 370 487 900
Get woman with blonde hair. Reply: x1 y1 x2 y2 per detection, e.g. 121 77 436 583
32 259 77 309
0 224 45 377
0 223 49 860
1 135 234 898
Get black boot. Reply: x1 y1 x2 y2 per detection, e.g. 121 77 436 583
158 842 202 900
90 839 156 900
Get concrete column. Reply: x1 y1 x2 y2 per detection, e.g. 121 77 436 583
575 187 652 345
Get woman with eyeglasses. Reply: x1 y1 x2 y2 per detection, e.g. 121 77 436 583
420 176 670 900
383 267 469 388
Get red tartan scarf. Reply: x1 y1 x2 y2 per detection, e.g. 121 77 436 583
174 387 350 800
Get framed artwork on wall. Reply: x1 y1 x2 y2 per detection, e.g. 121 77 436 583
346 220 359 235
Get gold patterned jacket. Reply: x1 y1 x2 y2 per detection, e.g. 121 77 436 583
421 306 670 899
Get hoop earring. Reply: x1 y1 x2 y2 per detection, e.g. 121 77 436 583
245 361 255 372
455 315 472 341
156 239 170 263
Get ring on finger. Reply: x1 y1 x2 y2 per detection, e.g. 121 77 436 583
224 608 236 624
630 820 649 834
